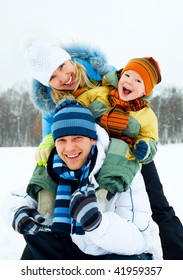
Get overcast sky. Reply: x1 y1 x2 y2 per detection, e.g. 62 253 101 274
1 0 183 91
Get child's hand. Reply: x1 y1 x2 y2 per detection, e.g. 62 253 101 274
35 134 55 166
133 140 150 161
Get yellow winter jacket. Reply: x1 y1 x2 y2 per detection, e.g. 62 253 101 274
74 84 158 164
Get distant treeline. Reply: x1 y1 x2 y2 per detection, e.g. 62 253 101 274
0 83 183 147
0 85 42 147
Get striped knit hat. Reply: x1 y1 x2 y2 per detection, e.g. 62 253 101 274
121 57 162 96
52 99 97 141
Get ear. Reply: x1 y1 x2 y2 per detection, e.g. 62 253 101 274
91 139 97 145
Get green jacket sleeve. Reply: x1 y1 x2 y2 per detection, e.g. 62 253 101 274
26 165 57 201
96 138 139 194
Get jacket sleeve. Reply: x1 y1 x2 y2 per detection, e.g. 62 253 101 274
0 188 37 229
96 138 139 193
78 86 111 121
26 165 57 201
42 112 54 138
72 171 162 259
72 212 147 256
131 107 158 164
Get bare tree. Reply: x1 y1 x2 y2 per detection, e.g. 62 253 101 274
0 85 41 147
0 83 183 146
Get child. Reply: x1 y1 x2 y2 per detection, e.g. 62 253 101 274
94 57 161 193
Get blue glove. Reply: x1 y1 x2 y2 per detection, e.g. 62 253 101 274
133 140 149 161
69 185 102 232
12 207 47 235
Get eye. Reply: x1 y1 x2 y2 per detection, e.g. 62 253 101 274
56 138 65 143
124 73 130 77
135 79 142 83
58 63 64 70
74 136 83 141
49 75 55 82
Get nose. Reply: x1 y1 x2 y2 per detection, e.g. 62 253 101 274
127 76 133 84
64 140 76 152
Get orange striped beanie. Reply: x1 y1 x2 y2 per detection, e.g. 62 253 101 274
121 57 162 96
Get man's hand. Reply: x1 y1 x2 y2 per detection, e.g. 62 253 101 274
69 185 102 232
12 207 46 235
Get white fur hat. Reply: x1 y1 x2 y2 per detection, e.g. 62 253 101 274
24 39 71 86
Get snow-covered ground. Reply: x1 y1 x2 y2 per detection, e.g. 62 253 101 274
0 145 183 260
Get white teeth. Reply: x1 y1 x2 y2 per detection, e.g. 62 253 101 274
67 153 79 158
65 76 72 85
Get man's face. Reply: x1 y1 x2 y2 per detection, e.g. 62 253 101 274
55 135 96 170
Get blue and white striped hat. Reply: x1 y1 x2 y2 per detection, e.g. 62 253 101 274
52 99 97 142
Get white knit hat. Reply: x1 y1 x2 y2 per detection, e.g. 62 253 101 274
24 39 71 86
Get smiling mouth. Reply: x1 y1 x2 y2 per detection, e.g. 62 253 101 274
66 153 80 158
64 76 73 85
123 87 132 95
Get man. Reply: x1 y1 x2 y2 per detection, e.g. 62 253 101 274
1 99 162 260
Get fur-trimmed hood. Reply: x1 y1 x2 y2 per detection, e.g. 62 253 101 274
31 43 115 113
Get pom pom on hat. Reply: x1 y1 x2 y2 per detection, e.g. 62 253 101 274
52 99 97 142
121 57 162 96
24 39 71 86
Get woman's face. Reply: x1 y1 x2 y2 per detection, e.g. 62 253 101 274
49 61 77 90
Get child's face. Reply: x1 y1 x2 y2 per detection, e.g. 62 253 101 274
49 60 77 90
118 70 146 101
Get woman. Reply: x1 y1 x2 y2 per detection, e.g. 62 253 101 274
25 39 183 259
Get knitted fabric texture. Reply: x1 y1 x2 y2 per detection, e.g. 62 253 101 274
100 87 148 144
52 99 97 142
121 57 162 96
51 145 96 234
25 39 71 86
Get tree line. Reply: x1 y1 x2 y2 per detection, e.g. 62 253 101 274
0 83 182 147
0 85 41 147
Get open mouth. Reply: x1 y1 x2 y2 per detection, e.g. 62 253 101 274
123 86 132 95
66 152 80 159
65 76 72 85
64 75 75 86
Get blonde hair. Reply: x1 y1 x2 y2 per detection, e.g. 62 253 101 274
51 60 96 104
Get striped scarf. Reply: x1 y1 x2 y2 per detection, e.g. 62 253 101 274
100 87 148 144
51 145 96 235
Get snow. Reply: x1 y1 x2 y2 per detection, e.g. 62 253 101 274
0 145 183 260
